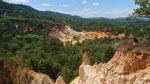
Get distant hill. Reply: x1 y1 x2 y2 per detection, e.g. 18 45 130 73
0 0 81 19
88 17 113 21
1 0 150 22
88 17 150 22
113 17 150 22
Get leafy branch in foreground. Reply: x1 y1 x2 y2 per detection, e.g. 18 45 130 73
127 0 150 20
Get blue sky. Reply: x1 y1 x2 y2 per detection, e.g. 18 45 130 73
3 0 138 18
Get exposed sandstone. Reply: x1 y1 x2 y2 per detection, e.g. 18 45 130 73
48 26 125 44
30 70 55 84
70 49 150 84
83 53 90 65
55 76 66 84
13 67 55 84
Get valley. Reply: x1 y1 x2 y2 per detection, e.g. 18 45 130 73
0 0 150 84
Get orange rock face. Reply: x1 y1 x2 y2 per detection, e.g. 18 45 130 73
48 26 125 44
118 34 125 39
70 49 150 84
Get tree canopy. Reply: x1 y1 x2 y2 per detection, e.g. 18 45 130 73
127 0 150 19
1 0 150 83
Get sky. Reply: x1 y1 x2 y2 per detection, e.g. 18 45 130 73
3 0 139 18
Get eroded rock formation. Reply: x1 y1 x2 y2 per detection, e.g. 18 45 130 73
0 62 55 84
55 76 66 84
70 49 150 84
14 67 55 84
83 53 90 65
48 26 125 44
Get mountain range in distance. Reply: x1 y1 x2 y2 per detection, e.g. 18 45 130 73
0 0 150 22
87 17 150 22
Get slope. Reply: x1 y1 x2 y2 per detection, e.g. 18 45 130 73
0 0 81 19
71 48 150 84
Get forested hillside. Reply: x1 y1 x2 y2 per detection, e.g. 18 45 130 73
0 0 79 18
0 0 150 84
0 15 120 83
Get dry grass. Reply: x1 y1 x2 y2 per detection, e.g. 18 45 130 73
11 67 33 84
113 38 150 53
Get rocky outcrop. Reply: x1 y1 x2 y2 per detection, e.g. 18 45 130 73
79 52 90 81
0 59 55 84
48 26 125 44
55 76 66 84
30 71 55 84
14 67 55 84
70 49 150 84
82 53 90 65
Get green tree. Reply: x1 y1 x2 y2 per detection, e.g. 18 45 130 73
127 0 150 19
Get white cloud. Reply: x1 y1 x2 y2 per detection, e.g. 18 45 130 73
35 8 46 11
82 0 87 4
83 8 91 12
41 3 50 6
55 9 132 18
58 0 74 1
91 2 99 6
9 0 29 3
59 4 70 7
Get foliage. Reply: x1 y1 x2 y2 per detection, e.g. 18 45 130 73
0 0 150 83
127 0 150 19
0 14 150 83
0 16 120 83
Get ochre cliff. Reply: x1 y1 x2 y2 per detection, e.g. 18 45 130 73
2 47 150 84
70 49 150 84
48 26 125 44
